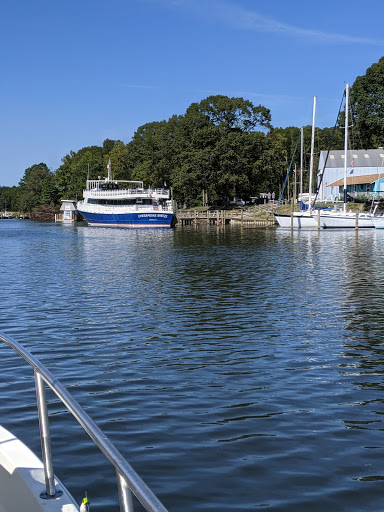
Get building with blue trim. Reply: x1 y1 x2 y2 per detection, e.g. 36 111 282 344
317 149 384 200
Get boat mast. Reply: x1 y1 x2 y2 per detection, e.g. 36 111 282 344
107 158 111 181
343 84 349 214
300 126 304 202
308 96 316 208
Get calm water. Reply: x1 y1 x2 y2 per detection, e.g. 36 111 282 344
1 220 384 511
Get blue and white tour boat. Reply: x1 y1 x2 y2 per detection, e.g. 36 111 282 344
77 171 175 228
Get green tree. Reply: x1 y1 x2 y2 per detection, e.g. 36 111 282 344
188 95 272 133
253 131 289 198
0 186 19 212
40 173 57 205
108 140 129 180
177 95 272 203
55 145 107 200
103 138 117 154
127 117 182 187
18 163 51 212
350 57 384 148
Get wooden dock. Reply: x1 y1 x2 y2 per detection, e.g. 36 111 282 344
176 208 276 226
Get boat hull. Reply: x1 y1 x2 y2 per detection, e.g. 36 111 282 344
317 211 373 228
273 213 318 228
372 216 384 229
0 426 78 512
274 211 374 229
77 210 175 228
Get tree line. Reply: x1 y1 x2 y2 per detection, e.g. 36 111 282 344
2 57 384 215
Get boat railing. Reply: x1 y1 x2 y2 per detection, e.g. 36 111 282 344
0 331 168 512
86 180 144 189
83 188 169 199
135 204 173 212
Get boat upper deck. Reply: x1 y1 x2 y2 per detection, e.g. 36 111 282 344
83 180 170 199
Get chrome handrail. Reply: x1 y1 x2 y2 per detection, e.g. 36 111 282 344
82 189 170 199
0 331 168 512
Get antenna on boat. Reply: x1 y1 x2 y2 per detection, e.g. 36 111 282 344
107 158 111 181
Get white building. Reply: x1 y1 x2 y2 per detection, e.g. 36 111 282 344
55 200 80 222
317 149 384 200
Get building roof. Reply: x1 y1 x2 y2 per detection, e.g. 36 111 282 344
60 200 77 211
327 173 384 187
320 149 384 169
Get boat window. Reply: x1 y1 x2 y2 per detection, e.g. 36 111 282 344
99 183 119 190
88 198 137 205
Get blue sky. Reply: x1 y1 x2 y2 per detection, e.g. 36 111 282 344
1 0 384 187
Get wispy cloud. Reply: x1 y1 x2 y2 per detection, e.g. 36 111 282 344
149 0 384 46
222 6 384 45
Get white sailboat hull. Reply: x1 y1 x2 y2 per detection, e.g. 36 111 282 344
274 210 374 229
372 216 384 229
274 212 318 228
317 211 373 228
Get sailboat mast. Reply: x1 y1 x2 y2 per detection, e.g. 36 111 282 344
308 96 316 208
343 84 349 214
300 126 304 201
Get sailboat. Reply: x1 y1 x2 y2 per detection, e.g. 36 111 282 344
316 84 373 228
273 97 318 228
1 201 13 219
372 215 384 229
370 202 384 228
